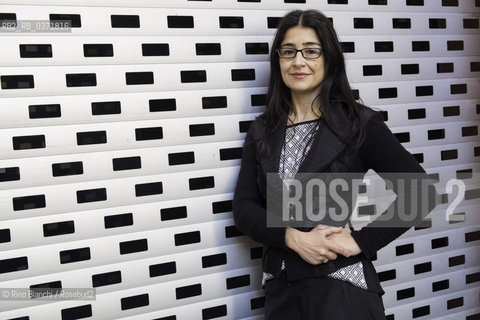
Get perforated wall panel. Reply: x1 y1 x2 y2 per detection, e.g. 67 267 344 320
0 1 479 320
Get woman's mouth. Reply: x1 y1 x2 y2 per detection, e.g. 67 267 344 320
291 73 310 79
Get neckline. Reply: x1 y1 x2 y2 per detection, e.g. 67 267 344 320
286 117 322 128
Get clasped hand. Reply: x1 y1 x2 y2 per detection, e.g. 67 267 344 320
285 224 361 265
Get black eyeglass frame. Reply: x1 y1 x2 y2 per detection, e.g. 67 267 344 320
276 47 324 59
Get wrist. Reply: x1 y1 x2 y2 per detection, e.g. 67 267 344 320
285 227 299 251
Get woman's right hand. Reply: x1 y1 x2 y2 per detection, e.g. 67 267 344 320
285 225 351 265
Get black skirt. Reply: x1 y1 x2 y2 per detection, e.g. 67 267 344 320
264 276 386 320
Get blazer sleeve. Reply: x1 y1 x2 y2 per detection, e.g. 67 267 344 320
232 122 287 249
350 113 439 259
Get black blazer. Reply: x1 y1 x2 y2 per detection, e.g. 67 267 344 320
233 104 436 293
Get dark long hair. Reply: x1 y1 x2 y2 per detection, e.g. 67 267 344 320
260 9 365 155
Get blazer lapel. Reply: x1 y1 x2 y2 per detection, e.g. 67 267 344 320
298 119 346 173
299 102 355 173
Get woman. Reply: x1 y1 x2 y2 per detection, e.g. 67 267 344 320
233 9 436 320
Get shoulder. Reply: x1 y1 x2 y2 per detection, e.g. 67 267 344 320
246 115 267 140
328 101 382 127
247 113 285 139
357 103 384 123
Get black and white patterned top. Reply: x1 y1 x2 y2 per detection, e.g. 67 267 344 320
279 119 319 184
262 119 368 290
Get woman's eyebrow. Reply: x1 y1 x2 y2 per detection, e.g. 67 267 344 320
303 42 322 46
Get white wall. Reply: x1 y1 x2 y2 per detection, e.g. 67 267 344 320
0 0 479 319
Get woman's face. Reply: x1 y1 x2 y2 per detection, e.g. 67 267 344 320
278 26 325 97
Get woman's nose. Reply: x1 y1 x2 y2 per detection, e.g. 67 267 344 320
292 51 306 66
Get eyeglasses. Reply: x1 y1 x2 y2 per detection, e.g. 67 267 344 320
277 47 324 59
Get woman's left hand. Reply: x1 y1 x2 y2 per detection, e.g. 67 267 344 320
326 225 362 256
